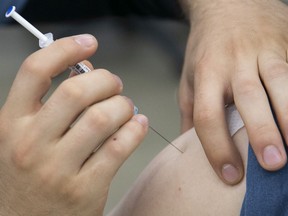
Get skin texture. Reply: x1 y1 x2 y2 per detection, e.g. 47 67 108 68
0 34 148 216
178 0 288 184
2 0 288 212
108 127 248 216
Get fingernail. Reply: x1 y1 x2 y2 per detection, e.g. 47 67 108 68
133 114 148 126
222 164 240 183
74 34 96 47
263 145 283 167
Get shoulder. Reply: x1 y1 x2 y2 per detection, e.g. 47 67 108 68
108 127 248 216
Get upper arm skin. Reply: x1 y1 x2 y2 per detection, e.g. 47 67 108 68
108 127 248 216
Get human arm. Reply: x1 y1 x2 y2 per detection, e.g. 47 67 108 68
0 34 148 215
108 125 248 216
178 0 288 184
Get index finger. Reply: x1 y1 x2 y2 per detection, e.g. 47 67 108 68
4 34 97 117
193 78 244 185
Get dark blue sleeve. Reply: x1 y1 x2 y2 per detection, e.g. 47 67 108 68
240 144 288 216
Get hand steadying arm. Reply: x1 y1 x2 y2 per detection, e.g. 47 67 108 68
178 0 288 184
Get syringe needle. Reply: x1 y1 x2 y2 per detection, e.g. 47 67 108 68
149 126 184 154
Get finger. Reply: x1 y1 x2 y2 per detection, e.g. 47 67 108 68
193 75 244 185
233 57 286 171
80 114 148 183
57 95 135 172
34 69 123 139
258 50 288 152
179 73 195 133
5 34 98 116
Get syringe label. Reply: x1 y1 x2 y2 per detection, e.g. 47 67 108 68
72 63 91 74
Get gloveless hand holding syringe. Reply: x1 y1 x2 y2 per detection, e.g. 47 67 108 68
5 6 183 153
5 6 91 74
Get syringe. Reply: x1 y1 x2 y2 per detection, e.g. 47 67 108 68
5 6 184 154
5 6 90 75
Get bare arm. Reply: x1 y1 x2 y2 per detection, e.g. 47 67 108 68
108 126 248 216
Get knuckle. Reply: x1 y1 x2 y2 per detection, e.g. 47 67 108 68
192 52 222 82
38 165 59 187
59 80 84 101
86 107 110 130
249 125 280 150
11 141 35 170
252 124 270 136
115 96 133 113
261 61 288 81
203 141 225 159
106 121 146 160
210 147 231 163
21 56 41 73
127 121 145 137
97 69 122 89
203 143 238 170
234 76 261 97
193 107 217 128
107 140 127 160
20 57 48 80
194 57 212 77
10 128 42 170
66 188 85 205
59 180 86 205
